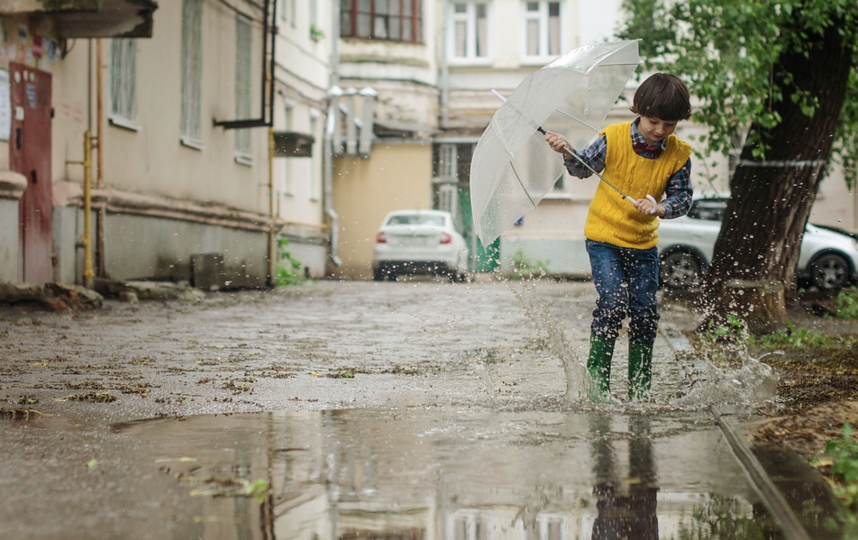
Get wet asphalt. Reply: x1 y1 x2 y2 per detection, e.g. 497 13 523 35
0 279 844 539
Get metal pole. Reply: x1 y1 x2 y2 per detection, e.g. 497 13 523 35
95 39 106 278
268 127 276 287
82 131 94 289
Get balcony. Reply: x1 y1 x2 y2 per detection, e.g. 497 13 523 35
1 0 158 38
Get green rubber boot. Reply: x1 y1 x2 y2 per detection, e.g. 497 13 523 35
628 342 654 401
587 335 616 402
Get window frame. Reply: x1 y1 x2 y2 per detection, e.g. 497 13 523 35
234 14 253 165
447 1 491 65
180 0 203 149
521 0 562 64
340 0 424 44
109 38 139 131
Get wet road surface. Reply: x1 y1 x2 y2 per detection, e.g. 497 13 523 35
0 279 842 538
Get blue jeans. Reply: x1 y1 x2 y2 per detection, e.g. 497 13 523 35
586 240 660 345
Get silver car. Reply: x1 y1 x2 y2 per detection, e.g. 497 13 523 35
372 210 469 282
657 197 858 290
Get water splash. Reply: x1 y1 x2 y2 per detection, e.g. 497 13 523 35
510 281 779 410
668 350 780 408
510 281 591 402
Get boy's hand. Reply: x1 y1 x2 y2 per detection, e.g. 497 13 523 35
634 197 665 217
544 132 572 160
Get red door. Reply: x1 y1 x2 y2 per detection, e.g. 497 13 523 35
10 62 53 283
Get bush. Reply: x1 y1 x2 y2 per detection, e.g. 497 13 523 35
276 237 304 287
511 249 549 280
836 288 858 319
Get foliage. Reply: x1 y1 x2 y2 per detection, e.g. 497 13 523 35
617 0 858 184
243 478 270 503
824 423 858 532
510 249 549 280
276 237 304 287
310 23 325 40
835 288 858 319
753 322 854 350
693 313 749 364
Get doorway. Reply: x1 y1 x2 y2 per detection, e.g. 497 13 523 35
10 62 53 283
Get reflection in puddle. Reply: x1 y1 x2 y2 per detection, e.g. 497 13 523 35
116 408 785 539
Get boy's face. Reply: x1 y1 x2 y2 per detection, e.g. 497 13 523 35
639 116 678 145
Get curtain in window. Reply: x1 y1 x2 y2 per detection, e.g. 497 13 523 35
341 0 422 43
110 39 137 122
181 0 203 144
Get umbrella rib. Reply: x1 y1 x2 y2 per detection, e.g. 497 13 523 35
553 109 601 134
509 161 537 208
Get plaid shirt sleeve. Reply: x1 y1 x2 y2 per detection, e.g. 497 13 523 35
563 134 607 178
661 158 693 219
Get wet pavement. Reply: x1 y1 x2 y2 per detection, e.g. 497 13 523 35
0 279 845 538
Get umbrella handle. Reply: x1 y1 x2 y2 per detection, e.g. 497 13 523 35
645 194 658 215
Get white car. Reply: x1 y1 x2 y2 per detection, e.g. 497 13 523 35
372 210 469 282
657 198 858 290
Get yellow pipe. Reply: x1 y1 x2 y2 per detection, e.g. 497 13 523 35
83 130 94 288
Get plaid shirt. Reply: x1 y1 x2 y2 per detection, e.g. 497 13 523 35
563 118 693 219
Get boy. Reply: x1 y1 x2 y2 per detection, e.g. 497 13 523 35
544 73 693 402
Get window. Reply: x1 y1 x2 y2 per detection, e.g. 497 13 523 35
283 103 293 195
309 110 320 200
450 2 489 61
437 144 457 180
181 0 203 147
340 0 423 43
523 1 560 59
109 39 137 128
234 15 253 163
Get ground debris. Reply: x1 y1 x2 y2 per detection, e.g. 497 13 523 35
1 407 45 420
748 401 858 461
58 392 118 403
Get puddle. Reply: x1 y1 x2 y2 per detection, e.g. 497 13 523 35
116 408 789 539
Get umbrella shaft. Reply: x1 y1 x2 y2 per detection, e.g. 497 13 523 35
559 140 634 203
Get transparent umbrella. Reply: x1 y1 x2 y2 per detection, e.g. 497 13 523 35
469 40 641 245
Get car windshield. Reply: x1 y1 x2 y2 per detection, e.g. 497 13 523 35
387 214 445 227
687 199 728 221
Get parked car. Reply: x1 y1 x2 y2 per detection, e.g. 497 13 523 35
657 197 858 290
372 210 469 282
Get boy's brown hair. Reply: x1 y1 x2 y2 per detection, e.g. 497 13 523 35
630 73 692 121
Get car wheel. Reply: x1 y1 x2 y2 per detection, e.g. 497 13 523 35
809 253 850 290
373 269 384 282
660 250 702 290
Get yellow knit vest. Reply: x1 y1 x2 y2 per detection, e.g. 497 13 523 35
584 122 692 249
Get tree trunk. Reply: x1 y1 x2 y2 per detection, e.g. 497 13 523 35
701 21 854 333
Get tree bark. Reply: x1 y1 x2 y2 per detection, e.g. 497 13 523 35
701 20 854 332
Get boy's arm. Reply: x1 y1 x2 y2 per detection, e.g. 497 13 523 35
658 158 693 219
544 131 606 178
563 134 607 179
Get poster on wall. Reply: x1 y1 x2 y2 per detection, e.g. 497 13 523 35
0 68 10 142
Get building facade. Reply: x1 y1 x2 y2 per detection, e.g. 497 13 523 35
2 0 856 287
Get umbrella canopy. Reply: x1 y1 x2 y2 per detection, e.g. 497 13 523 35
470 40 641 245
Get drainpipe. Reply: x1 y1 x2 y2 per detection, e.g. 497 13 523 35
268 127 276 286
325 85 343 267
82 131 94 289
325 0 342 267
440 0 450 129
95 39 106 278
